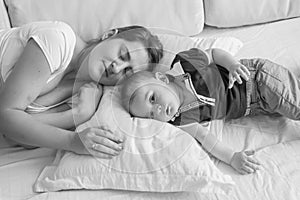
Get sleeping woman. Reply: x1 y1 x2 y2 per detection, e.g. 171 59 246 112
0 21 163 158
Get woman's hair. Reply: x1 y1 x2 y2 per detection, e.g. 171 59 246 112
121 71 155 114
85 25 164 70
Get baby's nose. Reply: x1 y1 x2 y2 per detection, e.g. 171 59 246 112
155 104 162 113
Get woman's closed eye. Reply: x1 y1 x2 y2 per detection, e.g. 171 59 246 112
120 45 130 61
149 94 155 104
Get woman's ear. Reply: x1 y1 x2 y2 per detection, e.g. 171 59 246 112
101 29 119 41
155 72 169 84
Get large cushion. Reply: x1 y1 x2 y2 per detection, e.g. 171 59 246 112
4 0 204 40
34 86 235 194
204 0 300 27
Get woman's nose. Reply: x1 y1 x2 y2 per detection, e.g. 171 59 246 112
111 60 130 74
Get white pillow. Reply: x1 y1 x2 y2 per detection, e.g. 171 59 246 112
5 0 204 39
204 0 300 27
34 86 235 194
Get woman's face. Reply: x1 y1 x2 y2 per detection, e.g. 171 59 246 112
87 38 150 85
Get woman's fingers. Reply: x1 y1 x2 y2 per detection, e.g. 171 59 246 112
93 127 123 143
88 149 115 159
77 126 125 159
91 134 123 152
90 142 121 156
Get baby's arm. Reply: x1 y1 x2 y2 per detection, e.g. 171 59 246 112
203 134 261 174
181 123 261 174
206 48 250 88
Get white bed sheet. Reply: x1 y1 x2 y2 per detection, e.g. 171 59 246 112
1 17 300 200
0 147 56 200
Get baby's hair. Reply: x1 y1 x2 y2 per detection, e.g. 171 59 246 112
121 71 155 114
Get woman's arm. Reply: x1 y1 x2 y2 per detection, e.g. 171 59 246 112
31 107 77 130
206 48 250 88
0 39 122 158
31 83 103 130
0 39 77 149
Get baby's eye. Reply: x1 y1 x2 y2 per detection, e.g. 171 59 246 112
124 67 133 75
111 61 117 68
149 95 155 104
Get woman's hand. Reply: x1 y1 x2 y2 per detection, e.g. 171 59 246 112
228 63 250 89
230 150 261 175
70 126 124 159
73 82 103 125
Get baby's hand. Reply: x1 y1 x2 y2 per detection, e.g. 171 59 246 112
230 150 261 175
228 63 250 89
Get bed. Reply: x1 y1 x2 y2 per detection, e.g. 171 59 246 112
1 0 300 199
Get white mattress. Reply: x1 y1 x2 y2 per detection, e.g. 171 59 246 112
1 17 300 200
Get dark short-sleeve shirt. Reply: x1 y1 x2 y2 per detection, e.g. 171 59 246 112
170 48 247 126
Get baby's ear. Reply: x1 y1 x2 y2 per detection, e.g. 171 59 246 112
155 72 169 84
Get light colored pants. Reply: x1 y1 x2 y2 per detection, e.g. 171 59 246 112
241 58 300 120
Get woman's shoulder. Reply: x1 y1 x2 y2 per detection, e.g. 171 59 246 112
1 21 77 52
24 21 76 42
25 21 77 73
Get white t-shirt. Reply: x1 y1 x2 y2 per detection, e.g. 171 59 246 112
0 21 76 84
0 21 76 113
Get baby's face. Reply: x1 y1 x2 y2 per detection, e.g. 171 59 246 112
129 80 181 122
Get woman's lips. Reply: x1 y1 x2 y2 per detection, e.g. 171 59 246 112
102 61 109 77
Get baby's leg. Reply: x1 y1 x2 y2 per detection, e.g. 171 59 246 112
253 59 300 120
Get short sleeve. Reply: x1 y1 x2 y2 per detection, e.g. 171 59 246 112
29 21 76 74
170 48 210 72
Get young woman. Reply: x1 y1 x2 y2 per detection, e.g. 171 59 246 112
0 21 163 158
